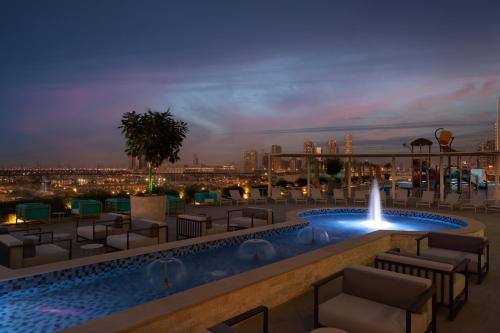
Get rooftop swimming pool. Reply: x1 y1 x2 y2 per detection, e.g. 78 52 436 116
0 209 464 333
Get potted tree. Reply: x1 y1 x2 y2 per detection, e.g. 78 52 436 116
325 158 343 194
120 109 188 220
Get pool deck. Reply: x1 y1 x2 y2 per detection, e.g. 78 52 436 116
1 201 498 332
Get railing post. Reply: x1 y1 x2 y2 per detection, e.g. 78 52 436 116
307 156 311 198
439 156 445 202
391 156 396 201
347 156 352 199
267 153 272 198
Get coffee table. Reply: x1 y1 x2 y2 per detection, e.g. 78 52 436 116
80 243 104 256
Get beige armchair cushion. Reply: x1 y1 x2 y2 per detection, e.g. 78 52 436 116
319 293 428 333
23 244 69 267
106 233 158 250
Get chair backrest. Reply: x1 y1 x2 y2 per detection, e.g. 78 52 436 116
311 188 322 199
421 191 435 202
428 232 485 253
229 190 242 200
343 264 431 312
444 193 460 203
250 188 262 199
291 189 303 198
333 188 345 198
396 189 407 200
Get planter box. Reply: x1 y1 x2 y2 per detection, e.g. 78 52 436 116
130 195 166 221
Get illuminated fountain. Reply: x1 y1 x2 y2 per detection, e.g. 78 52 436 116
362 178 394 229
238 239 276 263
146 257 187 289
297 226 330 245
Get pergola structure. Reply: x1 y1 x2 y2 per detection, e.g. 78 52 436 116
267 151 500 202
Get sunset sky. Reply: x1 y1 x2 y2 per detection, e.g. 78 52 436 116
1 0 500 167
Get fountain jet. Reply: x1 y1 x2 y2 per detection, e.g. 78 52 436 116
362 178 393 229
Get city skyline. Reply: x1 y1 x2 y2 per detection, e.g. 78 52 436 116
1 1 500 167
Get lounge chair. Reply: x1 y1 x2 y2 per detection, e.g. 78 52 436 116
289 189 307 205
215 192 233 206
379 190 388 206
249 188 267 205
176 214 226 239
165 195 185 215
415 191 435 208
0 231 71 269
229 190 248 206
194 192 218 206
332 188 348 205
375 250 469 320
393 189 409 207
460 197 486 213
485 199 500 213
353 190 368 206
76 214 129 242
227 207 273 231
417 232 490 284
269 187 287 205
312 264 435 333
438 193 461 210
204 306 269 333
105 219 168 250
310 188 327 205
16 202 51 223
71 199 102 219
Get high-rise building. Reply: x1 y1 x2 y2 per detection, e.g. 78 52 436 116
129 156 145 171
327 139 339 155
271 145 282 171
243 150 258 172
303 140 314 154
344 133 353 155
477 139 496 168
314 146 323 161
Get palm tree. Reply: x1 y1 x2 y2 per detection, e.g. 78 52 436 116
120 109 188 193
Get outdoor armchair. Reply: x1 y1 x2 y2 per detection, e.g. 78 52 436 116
417 232 489 284
415 191 435 208
332 188 348 205
375 250 469 320
249 188 267 205
393 189 409 208
310 188 328 205
437 193 461 210
227 207 274 231
312 264 435 333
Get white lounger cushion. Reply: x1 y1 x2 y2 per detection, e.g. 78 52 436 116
229 217 268 228
23 244 69 267
71 208 79 215
319 293 428 333
106 233 158 250
420 247 485 273
77 225 107 240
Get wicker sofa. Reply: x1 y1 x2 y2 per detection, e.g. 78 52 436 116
417 232 489 284
16 202 51 223
176 214 226 240
76 213 130 242
313 265 435 333
71 199 102 219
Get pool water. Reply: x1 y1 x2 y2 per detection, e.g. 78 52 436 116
0 210 463 333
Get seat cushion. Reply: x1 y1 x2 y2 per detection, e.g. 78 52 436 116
77 225 107 240
229 217 267 228
23 244 69 267
420 247 485 273
319 293 429 333
106 233 157 250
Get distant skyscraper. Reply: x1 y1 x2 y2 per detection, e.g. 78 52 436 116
477 139 496 168
344 133 353 155
314 146 323 161
303 140 314 154
243 150 258 172
271 145 283 171
129 156 145 171
327 139 339 155
193 154 199 166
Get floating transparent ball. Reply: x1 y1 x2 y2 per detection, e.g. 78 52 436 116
146 258 187 289
238 239 276 262
297 226 330 245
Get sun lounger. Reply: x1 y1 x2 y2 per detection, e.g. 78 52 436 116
269 187 287 205
460 197 486 213
249 188 267 205
415 191 435 208
290 189 307 205
229 190 248 206
438 193 461 210
215 192 233 206
333 188 347 205
485 199 500 213
353 190 368 206
393 189 409 207
312 264 435 332
310 188 327 205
